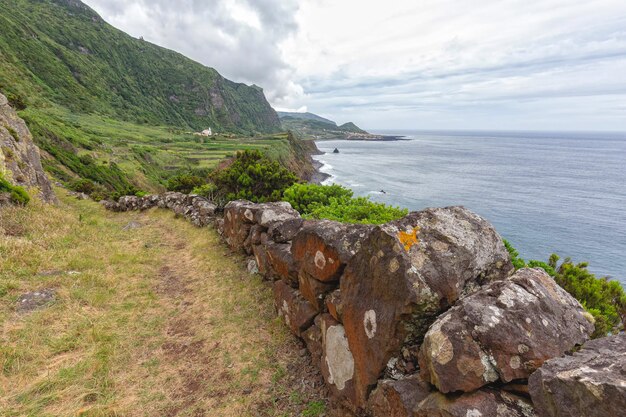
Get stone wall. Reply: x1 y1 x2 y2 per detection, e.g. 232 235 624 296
104 193 624 417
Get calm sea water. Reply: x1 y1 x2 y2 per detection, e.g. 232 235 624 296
314 130 626 286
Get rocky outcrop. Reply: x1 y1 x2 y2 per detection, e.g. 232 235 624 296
340 207 513 407
419 268 594 393
0 92 55 203
528 333 626 417
103 196 619 416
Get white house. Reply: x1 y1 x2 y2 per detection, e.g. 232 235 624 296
201 128 213 137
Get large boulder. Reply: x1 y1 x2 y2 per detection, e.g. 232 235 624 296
319 314 358 404
340 207 513 406
414 389 536 417
367 375 432 417
292 220 373 282
419 268 594 393
528 333 626 417
0 92 56 203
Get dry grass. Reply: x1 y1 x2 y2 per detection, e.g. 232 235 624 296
0 193 325 417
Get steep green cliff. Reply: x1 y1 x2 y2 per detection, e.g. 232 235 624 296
0 0 280 133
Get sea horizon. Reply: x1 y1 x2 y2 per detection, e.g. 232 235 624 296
314 129 626 286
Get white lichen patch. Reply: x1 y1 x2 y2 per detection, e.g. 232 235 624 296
314 250 327 269
542 318 549 327
525 317 532 324
244 209 254 221
518 344 529 354
510 355 522 369
432 240 449 252
363 309 377 339
479 350 499 383
466 410 483 417
281 300 290 327
324 325 355 391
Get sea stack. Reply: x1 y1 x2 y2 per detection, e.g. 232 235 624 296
333 148 340 153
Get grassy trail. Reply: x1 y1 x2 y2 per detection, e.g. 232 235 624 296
0 194 324 416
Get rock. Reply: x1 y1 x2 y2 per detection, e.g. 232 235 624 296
253 244 274 277
303 320 323 363
68 191 89 200
414 389 536 417
122 221 142 230
17 288 56 313
267 217 305 243
292 220 373 282
273 280 317 337
266 242 299 285
299 270 338 311
0 92 56 203
320 314 357 403
528 333 626 417
223 200 255 251
340 207 513 406
325 289 343 322
368 375 432 417
252 201 300 227
247 259 259 275
419 268 594 393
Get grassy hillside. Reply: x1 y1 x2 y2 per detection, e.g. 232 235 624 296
0 0 319 196
0 0 280 133
0 192 326 416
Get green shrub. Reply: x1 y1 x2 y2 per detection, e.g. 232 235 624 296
283 183 353 214
166 172 207 194
503 240 626 338
210 150 297 203
283 183 407 224
0 172 30 205
306 196 408 224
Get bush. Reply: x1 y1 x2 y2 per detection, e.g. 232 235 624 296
283 183 353 214
0 172 30 205
210 150 297 203
283 183 408 224
504 240 626 338
166 172 207 194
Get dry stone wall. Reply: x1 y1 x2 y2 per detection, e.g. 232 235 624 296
105 193 622 416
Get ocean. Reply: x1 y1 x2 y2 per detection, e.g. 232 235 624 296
313 130 626 286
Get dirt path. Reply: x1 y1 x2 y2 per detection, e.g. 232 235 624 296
0 197 326 416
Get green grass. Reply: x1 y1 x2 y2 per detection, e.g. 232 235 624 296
0 191 325 416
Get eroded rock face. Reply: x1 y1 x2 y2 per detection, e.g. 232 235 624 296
414 389 536 417
340 207 513 406
0 92 56 203
368 375 432 417
528 333 626 417
419 268 594 394
292 220 373 282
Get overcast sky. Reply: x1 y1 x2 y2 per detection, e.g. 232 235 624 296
84 0 626 131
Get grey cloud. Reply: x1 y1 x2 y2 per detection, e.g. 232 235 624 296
85 0 301 101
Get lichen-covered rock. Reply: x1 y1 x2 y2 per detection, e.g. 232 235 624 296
368 375 432 417
273 280 317 337
223 200 256 251
252 201 300 227
299 270 338 311
267 217 305 243
325 289 343 322
0 92 56 203
292 220 373 283
303 318 323 363
419 268 594 394
528 333 626 417
266 242 299 285
320 314 358 404
414 389 536 417
340 207 513 407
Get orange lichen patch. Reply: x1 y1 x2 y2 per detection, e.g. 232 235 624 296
398 227 420 252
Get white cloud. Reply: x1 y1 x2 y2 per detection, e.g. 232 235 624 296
84 0 626 130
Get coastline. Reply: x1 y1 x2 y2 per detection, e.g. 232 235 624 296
310 158 331 184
